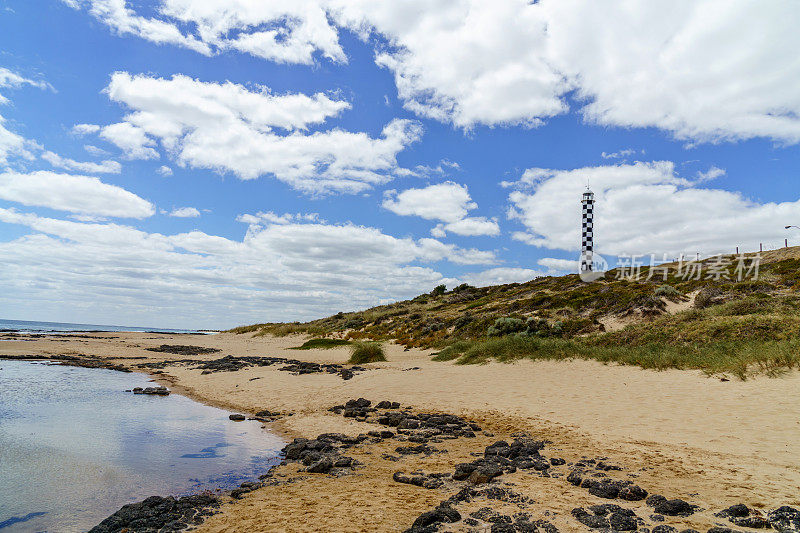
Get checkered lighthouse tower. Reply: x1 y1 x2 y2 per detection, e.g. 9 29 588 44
580 187 594 273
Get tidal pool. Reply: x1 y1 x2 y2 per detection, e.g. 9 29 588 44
0 359 284 532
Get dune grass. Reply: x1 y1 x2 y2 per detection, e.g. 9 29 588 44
430 334 800 380
348 342 387 364
289 338 351 350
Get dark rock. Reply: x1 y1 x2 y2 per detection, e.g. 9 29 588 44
89 494 220 533
716 504 749 518
145 344 220 355
228 414 246 421
609 511 638 531
469 465 503 484
653 499 696 517
571 508 609 529
652 526 677 533
730 516 771 529
395 444 440 455
408 506 461 531
393 472 425 487
646 495 668 507
768 506 800 531
619 485 648 501
305 457 334 473
550 457 566 466
453 463 478 481
567 469 583 486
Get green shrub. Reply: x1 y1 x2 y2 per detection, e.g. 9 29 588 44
348 342 387 364
290 338 351 350
523 317 563 338
654 285 681 298
430 284 447 297
487 317 526 336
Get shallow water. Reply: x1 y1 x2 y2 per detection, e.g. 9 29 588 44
0 360 284 532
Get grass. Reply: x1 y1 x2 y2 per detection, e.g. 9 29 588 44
348 342 387 364
289 338 351 350
429 335 800 380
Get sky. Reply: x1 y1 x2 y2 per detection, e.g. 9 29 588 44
0 0 799 329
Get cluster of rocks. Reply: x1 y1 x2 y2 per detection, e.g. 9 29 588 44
567 460 648 501
2 354 132 373
88 493 219 533
280 432 364 475
130 386 170 396
449 438 564 487
572 504 641 531
145 345 220 356
713 504 800 531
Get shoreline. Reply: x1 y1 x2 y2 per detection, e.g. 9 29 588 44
2 331 800 531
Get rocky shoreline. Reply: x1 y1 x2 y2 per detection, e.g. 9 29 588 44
90 396 800 533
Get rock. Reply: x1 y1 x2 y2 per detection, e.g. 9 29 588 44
469 465 503 484
619 485 648 501
305 457 334 473
89 494 220 533
550 457 566 466
652 526 677 533
653 499 696 517
393 472 425 487
647 495 668 507
229 414 246 421
453 463 478 481
768 506 800 531
408 505 461 531
716 504 749 518
339 369 354 380
567 469 583 486
609 511 638 531
731 516 771 529
571 508 609 529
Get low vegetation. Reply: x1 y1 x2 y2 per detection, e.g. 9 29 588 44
289 338 352 350
348 342 387 364
230 248 800 378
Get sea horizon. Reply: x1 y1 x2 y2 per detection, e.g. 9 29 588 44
0 318 213 335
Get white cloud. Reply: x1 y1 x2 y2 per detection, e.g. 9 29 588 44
100 122 159 160
601 149 641 160
99 72 421 194
68 1 800 143
156 165 173 176
460 267 544 287
72 124 101 135
0 208 495 327
507 161 800 257
65 0 344 65
84 145 110 157
0 67 50 104
382 181 499 237
169 207 200 218
696 166 725 182
41 150 122 174
0 170 154 218
237 211 320 225
537 257 578 272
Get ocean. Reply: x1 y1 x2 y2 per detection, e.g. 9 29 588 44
0 360 283 532
0 318 208 334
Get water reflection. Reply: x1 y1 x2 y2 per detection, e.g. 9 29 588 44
0 360 284 533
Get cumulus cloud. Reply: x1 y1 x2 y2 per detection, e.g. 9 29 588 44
64 0 344 64
0 208 495 327
65 1 800 143
507 161 800 257
382 182 499 237
0 68 50 164
156 165 173 176
237 211 320 225
98 72 421 193
72 123 101 135
41 150 121 174
459 267 544 287
0 171 154 218
537 257 578 272
169 207 200 218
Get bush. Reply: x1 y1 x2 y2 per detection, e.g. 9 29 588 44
524 317 563 338
430 284 447 297
487 317 526 336
290 338 351 350
654 285 681 298
348 342 387 364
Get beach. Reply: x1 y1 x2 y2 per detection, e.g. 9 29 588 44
2 330 799 532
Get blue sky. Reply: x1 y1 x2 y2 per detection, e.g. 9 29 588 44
1 1 798 329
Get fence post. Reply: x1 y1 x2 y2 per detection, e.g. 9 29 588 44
760 243 763 252
736 246 739 254
786 238 789 248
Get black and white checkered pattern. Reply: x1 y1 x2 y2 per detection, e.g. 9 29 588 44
580 190 594 272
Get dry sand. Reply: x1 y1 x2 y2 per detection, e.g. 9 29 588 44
2 331 799 532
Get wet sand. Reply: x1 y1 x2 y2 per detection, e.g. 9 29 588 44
2 331 799 531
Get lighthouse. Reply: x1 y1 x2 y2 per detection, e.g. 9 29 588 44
580 187 594 273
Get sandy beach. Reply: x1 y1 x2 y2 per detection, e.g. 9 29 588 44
2 330 799 532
